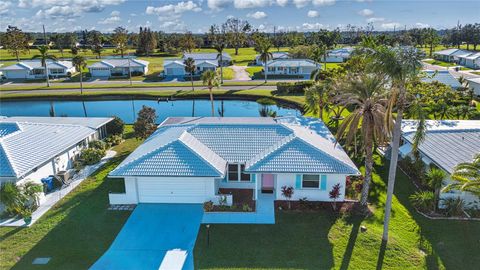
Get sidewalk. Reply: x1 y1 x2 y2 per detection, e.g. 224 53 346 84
0 150 116 227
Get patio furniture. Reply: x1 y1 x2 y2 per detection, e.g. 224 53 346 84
56 169 75 186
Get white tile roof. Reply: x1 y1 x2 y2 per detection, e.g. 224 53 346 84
0 60 73 71
0 118 112 178
183 53 232 61
0 116 112 129
87 59 149 69
402 120 480 174
267 59 319 67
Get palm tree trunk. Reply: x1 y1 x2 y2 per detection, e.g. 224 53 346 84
434 188 439 212
319 101 323 121
15 51 19 61
209 87 215 116
190 72 194 91
382 87 406 242
44 64 50 87
220 55 224 84
79 69 83 95
360 135 374 207
264 61 267 83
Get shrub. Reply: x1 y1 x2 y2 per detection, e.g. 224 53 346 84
81 148 105 165
0 181 43 217
203 201 214 212
442 197 465 217
329 183 342 211
345 175 363 200
256 97 276 106
105 135 122 147
89 140 106 150
242 203 253 212
131 70 144 76
281 186 294 210
409 191 435 213
0 182 23 215
399 156 427 187
276 81 314 94
106 116 125 136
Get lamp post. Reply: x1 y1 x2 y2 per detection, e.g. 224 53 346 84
206 224 210 247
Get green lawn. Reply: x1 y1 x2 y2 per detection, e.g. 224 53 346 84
423 59 457 67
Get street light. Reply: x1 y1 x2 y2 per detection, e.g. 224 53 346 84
206 224 210 247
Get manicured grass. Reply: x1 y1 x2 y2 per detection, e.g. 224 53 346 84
0 126 142 270
246 66 263 77
220 67 234 80
423 59 456 67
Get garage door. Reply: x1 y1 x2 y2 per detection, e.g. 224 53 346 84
137 178 212 203
165 68 184 76
91 68 111 77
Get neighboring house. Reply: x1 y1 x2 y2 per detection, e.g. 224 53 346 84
255 52 290 66
325 47 354 63
400 120 480 209
266 59 320 78
31 39 53 48
108 117 359 205
88 59 149 77
0 60 75 80
458 53 480 69
466 77 480 97
183 52 232 67
433 49 472 63
0 116 113 212
163 59 217 77
421 70 462 89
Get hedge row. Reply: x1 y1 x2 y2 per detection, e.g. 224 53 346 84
276 81 314 94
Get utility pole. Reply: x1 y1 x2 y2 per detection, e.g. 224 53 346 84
43 24 50 87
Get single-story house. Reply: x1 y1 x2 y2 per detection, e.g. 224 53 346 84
400 120 480 209
163 59 217 77
433 49 472 63
255 52 290 66
0 116 113 212
458 53 480 69
325 47 354 63
0 60 75 80
421 70 462 89
466 77 480 97
88 59 149 77
183 52 232 67
266 59 321 78
108 117 359 205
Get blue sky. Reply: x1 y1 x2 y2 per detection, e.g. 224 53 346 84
0 0 479 33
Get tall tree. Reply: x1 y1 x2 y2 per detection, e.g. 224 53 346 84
424 28 440 57
87 30 104 59
224 18 251 55
201 70 219 116
184 57 196 92
32 45 57 87
214 42 226 84
368 46 423 242
72 56 87 94
136 27 157 56
305 83 329 121
4 25 29 61
254 37 273 83
181 32 196 53
443 153 480 196
112 27 128 58
335 73 391 208
426 168 447 212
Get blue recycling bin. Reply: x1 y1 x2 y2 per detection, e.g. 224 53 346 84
41 176 55 192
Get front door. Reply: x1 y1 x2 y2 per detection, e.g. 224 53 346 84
261 174 275 193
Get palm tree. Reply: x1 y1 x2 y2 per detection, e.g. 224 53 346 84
369 46 422 242
72 56 87 95
201 70 219 116
443 153 480 196
184 57 196 92
426 168 447 212
32 45 57 87
255 39 273 83
214 43 226 84
305 83 329 121
335 73 391 208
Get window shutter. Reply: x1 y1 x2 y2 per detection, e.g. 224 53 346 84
295 174 302 189
251 174 256 183
320 175 327 190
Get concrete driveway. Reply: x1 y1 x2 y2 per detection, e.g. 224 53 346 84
90 204 203 270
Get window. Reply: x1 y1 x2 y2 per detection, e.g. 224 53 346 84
240 164 251 182
228 164 238 181
302 174 319 188
228 164 251 182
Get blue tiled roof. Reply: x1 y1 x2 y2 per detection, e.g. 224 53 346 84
110 118 360 177
422 71 462 89
110 140 224 177
246 138 358 174
188 124 293 163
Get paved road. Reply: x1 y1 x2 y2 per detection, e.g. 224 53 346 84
0 84 278 96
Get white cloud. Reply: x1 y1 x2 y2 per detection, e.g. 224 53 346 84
302 22 324 30
307 10 319 17
276 0 289 7
207 0 289 10
247 11 267 19
36 6 81 19
366 17 384 23
293 0 309 8
28 0 125 19
0 1 12 15
312 0 335 6
381 22 402 30
207 0 232 11
146 1 201 16
355 0 372 2
110 10 120 16
358 8 373 17
98 15 121 24
415 22 429 28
